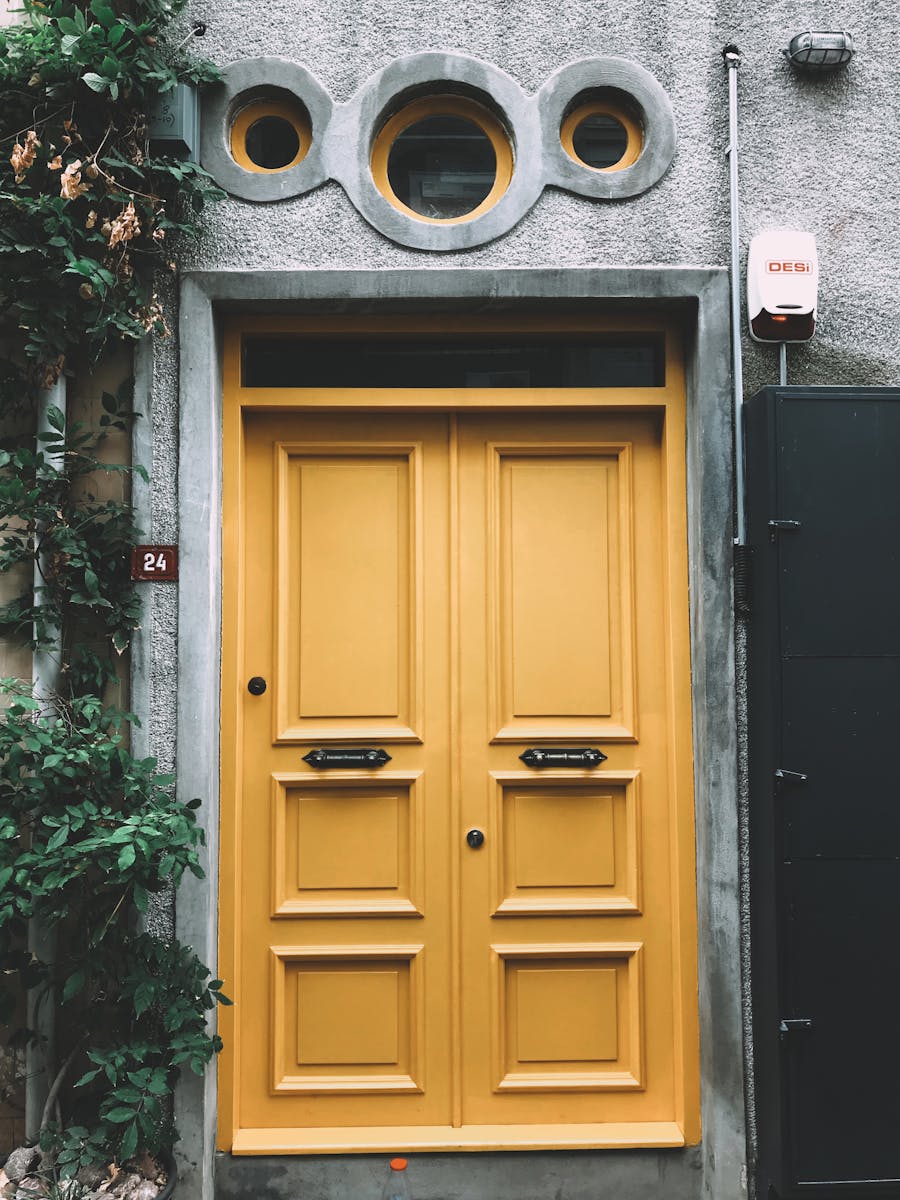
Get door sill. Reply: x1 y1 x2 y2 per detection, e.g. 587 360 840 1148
229 1122 686 1154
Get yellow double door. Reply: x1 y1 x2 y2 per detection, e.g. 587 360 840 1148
225 406 698 1152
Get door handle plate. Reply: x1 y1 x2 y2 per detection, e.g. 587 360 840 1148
520 747 607 768
302 748 392 769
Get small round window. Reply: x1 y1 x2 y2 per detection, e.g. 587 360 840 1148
230 98 311 173
561 100 642 172
372 95 513 223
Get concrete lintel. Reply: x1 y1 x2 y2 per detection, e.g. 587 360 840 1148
174 264 744 1200
183 265 722 305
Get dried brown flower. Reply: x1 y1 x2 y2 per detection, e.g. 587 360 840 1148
48 155 63 171
40 355 65 390
152 227 166 242
84 161 99 179
85 210 98 229
108 200 140 248
60 159 89 201
10 130 40 183
78 282 94 300
138 298 170 336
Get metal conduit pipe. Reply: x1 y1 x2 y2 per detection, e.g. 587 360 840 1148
724 44 746 547
25 373 67 1142
724 45 753 616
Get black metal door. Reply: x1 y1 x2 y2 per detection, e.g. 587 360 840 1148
747 387 900 1197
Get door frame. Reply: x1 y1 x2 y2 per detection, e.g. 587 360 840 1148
148 267 744 1200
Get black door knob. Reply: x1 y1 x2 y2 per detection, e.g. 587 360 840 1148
247 676 267 695
466 828 485 849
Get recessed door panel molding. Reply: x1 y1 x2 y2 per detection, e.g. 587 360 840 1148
486 441 637 742
270 772 424 918
271 946 425 1094
490 943 644 1092
221 327 697 1155
489 770 641 916
274 440 425 743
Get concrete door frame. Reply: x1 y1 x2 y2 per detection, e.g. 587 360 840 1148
152 266 744 1200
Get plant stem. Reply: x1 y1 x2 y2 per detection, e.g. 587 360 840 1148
40 1037 85 1138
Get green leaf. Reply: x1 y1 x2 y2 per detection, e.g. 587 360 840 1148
117 843 135 870
45 406 65 433
103 1106 135 1123
120 1120 138 1161
62 969 87 1001
133 980 154 1015
82 72 110 92
46 824 70 851
90 0 117 27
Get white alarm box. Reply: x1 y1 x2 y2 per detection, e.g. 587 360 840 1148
747 230 818 342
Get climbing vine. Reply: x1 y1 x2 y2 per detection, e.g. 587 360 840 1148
0 0 222 391
0 0 227 1178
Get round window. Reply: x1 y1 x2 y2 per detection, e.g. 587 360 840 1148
561 100 642 172
372 96 513 223
230 99 311 173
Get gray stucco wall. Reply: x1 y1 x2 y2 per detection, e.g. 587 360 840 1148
173 0 899 389
132 1 900 1198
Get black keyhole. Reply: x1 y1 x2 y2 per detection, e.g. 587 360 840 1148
247 676 267 695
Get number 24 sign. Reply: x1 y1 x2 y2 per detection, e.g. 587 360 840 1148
130 545 178 581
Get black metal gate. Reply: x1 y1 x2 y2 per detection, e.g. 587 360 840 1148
747 386 900 1198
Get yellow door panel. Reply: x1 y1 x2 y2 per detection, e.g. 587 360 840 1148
271 774 424 918
221 384 697 1152
457 412 679 1128
487 437 636 741
235 412 452 1135
275 438 425 742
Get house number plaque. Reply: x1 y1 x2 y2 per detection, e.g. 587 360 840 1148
130 545 178 581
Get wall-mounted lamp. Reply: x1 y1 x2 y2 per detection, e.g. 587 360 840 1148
784 31 854 71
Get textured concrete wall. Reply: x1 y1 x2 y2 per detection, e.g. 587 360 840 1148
134 0 900 1194
176 0 899 392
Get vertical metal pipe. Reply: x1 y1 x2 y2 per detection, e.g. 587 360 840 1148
725 45 747 546
32 376 66 707
779 341 788 386
25 374 66 1142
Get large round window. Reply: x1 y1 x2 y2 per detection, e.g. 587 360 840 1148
371 95 513 223
230 98 311 173
561 100 642 172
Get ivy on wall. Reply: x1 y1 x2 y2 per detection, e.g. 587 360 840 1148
0 0 227 1178
0 0 221 390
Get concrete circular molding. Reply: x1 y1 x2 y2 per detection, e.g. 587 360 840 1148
201 58 333 202
539 58 677 200
200 52 677 249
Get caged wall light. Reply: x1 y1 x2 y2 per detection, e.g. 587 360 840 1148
784 31 855 71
